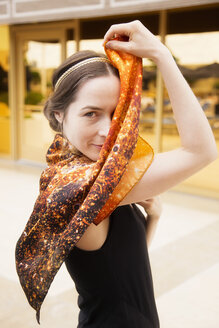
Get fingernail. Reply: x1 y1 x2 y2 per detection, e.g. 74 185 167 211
105 42 111 49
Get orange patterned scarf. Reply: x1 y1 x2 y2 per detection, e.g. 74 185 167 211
15 40 154 323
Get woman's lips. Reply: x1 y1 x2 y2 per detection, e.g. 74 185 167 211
92 144 103 150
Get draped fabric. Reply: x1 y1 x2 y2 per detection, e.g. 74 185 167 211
15 40 154 323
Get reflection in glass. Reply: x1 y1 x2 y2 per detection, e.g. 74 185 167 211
21 40 61 162
67 29 76 57
79 39 103 53
139 60 156 149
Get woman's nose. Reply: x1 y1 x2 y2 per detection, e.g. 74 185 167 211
98 117 111 137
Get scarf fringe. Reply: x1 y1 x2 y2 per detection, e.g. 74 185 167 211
36 309 40 324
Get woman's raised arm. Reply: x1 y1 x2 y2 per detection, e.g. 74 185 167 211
103 21 218 204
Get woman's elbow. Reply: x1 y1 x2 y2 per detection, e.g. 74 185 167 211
202 145 218 165
209 149 218 162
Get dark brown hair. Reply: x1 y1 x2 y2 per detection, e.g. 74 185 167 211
44 50 119 132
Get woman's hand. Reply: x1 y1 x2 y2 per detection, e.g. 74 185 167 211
137 197 162 247
137 197 162 220
103 20 168 62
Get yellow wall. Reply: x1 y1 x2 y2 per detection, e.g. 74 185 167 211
0 25 10 155
0 26 9 70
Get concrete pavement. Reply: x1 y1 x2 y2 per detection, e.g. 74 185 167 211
0 160 218 327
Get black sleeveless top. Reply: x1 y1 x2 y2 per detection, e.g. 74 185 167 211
65 204 160 328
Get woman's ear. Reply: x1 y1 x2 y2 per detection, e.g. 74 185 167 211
54 111 64 124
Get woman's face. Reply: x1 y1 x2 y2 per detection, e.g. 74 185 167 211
56 74 120 161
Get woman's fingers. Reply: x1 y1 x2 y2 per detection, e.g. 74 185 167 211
137 199 154 208
105 39 132 52
103 20 166 61
103 21 134 43
137 196 162 217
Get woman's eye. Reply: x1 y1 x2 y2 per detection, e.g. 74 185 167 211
85 111 96 118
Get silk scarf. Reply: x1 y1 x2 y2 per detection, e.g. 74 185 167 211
15 40 154 323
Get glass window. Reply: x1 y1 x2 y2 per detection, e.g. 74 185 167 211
79 39 103 53
66 29 76 57
21 40 61 162
163 32 219 197
139 58 157 150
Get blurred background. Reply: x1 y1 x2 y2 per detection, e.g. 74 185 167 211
0 1 219 327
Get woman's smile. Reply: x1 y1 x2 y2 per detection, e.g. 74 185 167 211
92 144 104 149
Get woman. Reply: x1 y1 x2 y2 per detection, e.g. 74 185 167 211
16 20 217 327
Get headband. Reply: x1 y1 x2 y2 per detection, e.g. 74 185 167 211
54 57 111 91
